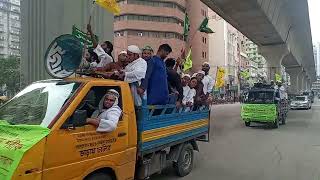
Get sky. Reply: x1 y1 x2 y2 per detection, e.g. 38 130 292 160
308 0 320 43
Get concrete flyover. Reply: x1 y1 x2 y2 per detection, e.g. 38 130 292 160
201 0 315 93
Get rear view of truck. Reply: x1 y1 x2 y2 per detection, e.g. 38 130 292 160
135 103 210 179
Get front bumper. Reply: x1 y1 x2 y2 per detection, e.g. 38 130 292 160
290 104 309 109
242 117 276 123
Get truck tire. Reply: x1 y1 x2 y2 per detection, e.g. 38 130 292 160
273 117 280 129
173 143 194 177
85 173 113 180
245 122 250 127
281 114 286 125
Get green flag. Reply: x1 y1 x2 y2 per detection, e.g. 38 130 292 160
199 17 214 34
72 25 98 48
240 70 250 79
275 73 282 82
183 49 192 72
0 121 50 180
183 13 190 39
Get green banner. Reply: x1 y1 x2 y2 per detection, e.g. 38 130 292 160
241 104 277 121
72 25 98 48
0 121 50 180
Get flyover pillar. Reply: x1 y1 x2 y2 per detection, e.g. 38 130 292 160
305 78 311 91
286 67 302 94
297 71 306 93
259 45 289 82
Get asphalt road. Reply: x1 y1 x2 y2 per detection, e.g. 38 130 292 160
152 98 320 180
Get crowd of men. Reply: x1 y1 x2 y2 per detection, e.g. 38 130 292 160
81 25 214 109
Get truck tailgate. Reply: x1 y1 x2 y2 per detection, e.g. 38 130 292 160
136 105 210 154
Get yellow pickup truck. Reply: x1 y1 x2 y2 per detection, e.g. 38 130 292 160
0 77 210 180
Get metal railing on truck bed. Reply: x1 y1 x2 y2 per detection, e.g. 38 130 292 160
136 102 210 155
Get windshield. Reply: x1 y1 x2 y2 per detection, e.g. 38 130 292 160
0 81 80 127
295 96 307 101
247 91 274 104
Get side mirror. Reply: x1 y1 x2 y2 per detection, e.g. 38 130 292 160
72 110 87 127
61 110 87 129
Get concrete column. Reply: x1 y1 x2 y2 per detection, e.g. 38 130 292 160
286 67 302 94
305 78 311 91
297 71 305 93
259 45 289 82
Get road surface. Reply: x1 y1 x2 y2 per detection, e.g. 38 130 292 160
153 99 320 180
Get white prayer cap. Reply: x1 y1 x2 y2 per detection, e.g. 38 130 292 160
119 50 127 55
203 62 210 67
191 73 198 78
182 74 191 79
197 70 205 75
127 45 141 54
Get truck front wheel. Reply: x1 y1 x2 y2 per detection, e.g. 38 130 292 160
85 173 113 180
173 143 194 177
245 122 251 127
273 117 280 129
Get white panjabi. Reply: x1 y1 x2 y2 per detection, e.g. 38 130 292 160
95 89 122 133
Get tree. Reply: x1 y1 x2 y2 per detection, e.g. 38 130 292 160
0 56 21 95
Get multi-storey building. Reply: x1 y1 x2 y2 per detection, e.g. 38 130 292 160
207 10 250 95
313 43 320 78
114 0 209 71
0 0 21 58
311 79 320 93
244 39 267 81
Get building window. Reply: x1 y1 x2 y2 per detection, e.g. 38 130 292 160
115 31 125 37
202 37 207 44
124 0 186 13
116 30 184 40
10 5 20 13
115 14 184 26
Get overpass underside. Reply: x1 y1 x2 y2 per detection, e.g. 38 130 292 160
202 0 315 93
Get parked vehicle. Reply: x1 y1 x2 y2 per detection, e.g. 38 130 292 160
290 95 312 110
0 78 210 180
302 91 314 103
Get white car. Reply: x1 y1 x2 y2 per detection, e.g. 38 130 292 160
290 96 311 110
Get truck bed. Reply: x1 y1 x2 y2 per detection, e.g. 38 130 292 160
136 104 210 155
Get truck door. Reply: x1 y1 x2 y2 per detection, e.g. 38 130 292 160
42 85 129 180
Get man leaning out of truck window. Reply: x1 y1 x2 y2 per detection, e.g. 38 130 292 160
87 89 122 133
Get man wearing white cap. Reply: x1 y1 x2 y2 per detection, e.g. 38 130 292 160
118 45 147 106
94 50 127 72
202 62 214 95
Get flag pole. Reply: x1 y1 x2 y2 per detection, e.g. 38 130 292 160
88 0 96 26
79 0 96 76
214 66 219 90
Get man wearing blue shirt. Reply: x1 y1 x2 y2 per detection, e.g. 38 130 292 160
137 44 173 105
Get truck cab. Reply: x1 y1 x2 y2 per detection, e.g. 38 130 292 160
0 77 210 180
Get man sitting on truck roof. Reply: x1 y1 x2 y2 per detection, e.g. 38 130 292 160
87 24 114 67
87 89 122 133
92 50 128 79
